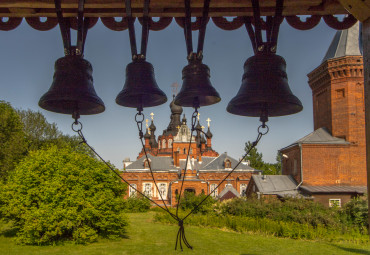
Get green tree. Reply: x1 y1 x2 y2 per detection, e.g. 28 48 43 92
17 108 93 156
0 101 28 180
244 142 281 175
244 141 265 170
0 145 128 245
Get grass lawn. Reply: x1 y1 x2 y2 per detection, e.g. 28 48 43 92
0 212 369 255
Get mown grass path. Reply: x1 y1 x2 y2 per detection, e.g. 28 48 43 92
0 212 369 255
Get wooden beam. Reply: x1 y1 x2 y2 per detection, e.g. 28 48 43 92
0 0 349 18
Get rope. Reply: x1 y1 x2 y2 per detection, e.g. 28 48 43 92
135 111 175 217
71 121 179 221
175 108 198 217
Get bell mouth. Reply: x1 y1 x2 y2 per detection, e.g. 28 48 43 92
115 60 167 108
39 56 105 115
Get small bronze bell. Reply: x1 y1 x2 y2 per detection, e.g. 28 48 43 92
175 57 221 107
227 53 303 117
116 59 167 108
39 54 105 115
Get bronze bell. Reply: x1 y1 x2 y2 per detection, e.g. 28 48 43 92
39 55 105 115
175 57 221 107
116 59 167 108
227 53 303 117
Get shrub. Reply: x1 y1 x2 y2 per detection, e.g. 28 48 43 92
124 196 151 212
0 146 128 245
177 191 216 214
342 195 368 229
218 197 341 228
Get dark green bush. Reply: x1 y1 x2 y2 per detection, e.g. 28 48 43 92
342 195 368 228
0 146 128 245
218 197 341 228
124 196 151 212
177 191 216 214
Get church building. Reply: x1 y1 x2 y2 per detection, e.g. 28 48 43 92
121 97 261 206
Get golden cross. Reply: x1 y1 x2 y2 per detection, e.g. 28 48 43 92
145 119 149 128
201 126 205 131
206 118 211 127
150 112 154 120
197 112 200 121
176 125 180 130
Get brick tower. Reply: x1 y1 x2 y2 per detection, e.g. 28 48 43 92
281 23 366 206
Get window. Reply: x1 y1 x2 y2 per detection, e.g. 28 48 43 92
336 88 345 99
210 184 218 197
159 183 167 198
224 159 232 169
143 183 152 197
129 183 137 197
144 159 150 169
162 139 166 149
183 148 186 154
329 199 341 208
240 184 247 196
189 148 193 154
225 183 233 188
168 139 173 148
158 141 161 149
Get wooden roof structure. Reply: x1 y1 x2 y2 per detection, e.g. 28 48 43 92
0 0 353 18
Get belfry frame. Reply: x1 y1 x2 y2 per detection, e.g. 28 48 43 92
0 0 369 234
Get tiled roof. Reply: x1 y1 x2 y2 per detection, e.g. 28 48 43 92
300 186 367 194
322 22 361 62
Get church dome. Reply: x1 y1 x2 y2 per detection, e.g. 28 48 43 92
170 98 183 115
150 121 156 132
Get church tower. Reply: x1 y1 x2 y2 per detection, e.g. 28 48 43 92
308 22 363 144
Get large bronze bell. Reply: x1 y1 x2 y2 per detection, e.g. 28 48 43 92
174 57 221 107
39 55 105 115
227 53 303 117
116 59 167 108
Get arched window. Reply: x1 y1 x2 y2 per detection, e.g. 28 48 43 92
168 139 173 148
210 184 218 197
158 141 161 149
240 184 247 196
183 148 186 154
162 139 166 149
158 183 167 198
225 159 232 169
143 183 152 197
129 184 137 197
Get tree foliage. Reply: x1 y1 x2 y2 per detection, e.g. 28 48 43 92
0 101 28 180
244 141 281 175
17 109 93 156
0 146 128 245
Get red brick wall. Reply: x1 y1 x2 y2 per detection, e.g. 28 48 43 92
281 145 302 183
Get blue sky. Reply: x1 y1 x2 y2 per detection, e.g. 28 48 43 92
0 18 337 168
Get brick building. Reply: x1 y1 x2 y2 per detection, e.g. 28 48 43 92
121 97 261 206
280 22 367 207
